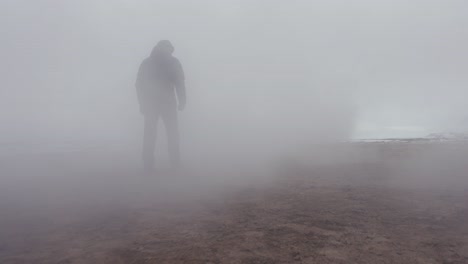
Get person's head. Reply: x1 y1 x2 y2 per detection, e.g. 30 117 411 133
151 40 174 57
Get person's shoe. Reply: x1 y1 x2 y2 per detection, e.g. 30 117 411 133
143 165 155 176
168 163 183 176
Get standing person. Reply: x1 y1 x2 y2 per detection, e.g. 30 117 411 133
136 40 186 173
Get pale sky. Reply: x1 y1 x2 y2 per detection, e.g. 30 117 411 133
1 0 467 143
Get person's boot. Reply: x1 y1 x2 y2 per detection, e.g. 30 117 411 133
143 154 155 176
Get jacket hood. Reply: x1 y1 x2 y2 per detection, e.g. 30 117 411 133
150 40 174 58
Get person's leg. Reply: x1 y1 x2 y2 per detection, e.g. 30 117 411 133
162 108 180 167
142 115 158 172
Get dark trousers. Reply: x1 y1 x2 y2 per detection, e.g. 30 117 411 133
142 107 180 170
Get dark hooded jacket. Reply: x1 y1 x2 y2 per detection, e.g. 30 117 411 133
136 47 185 110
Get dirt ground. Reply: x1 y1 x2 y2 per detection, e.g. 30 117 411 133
1 143 468 264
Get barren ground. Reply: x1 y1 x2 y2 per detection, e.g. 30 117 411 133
1 143 467 264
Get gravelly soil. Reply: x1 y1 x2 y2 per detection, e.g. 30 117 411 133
1 145 467 264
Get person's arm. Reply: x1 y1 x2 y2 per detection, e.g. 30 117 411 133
135 61 146 114
174 59 186 111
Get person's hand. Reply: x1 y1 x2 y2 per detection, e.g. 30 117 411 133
140 105 146 115
178 102 186 111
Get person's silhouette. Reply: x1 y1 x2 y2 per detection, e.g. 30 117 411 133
136 40 186 172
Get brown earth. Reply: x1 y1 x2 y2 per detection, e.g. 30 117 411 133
0 143 467 264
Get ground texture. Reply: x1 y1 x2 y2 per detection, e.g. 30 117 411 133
1 144 468 263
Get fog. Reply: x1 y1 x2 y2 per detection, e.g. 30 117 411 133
2 0 467 144
2 1 468 262
0 0 467 190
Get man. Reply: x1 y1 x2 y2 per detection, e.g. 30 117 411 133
136 40 186 172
